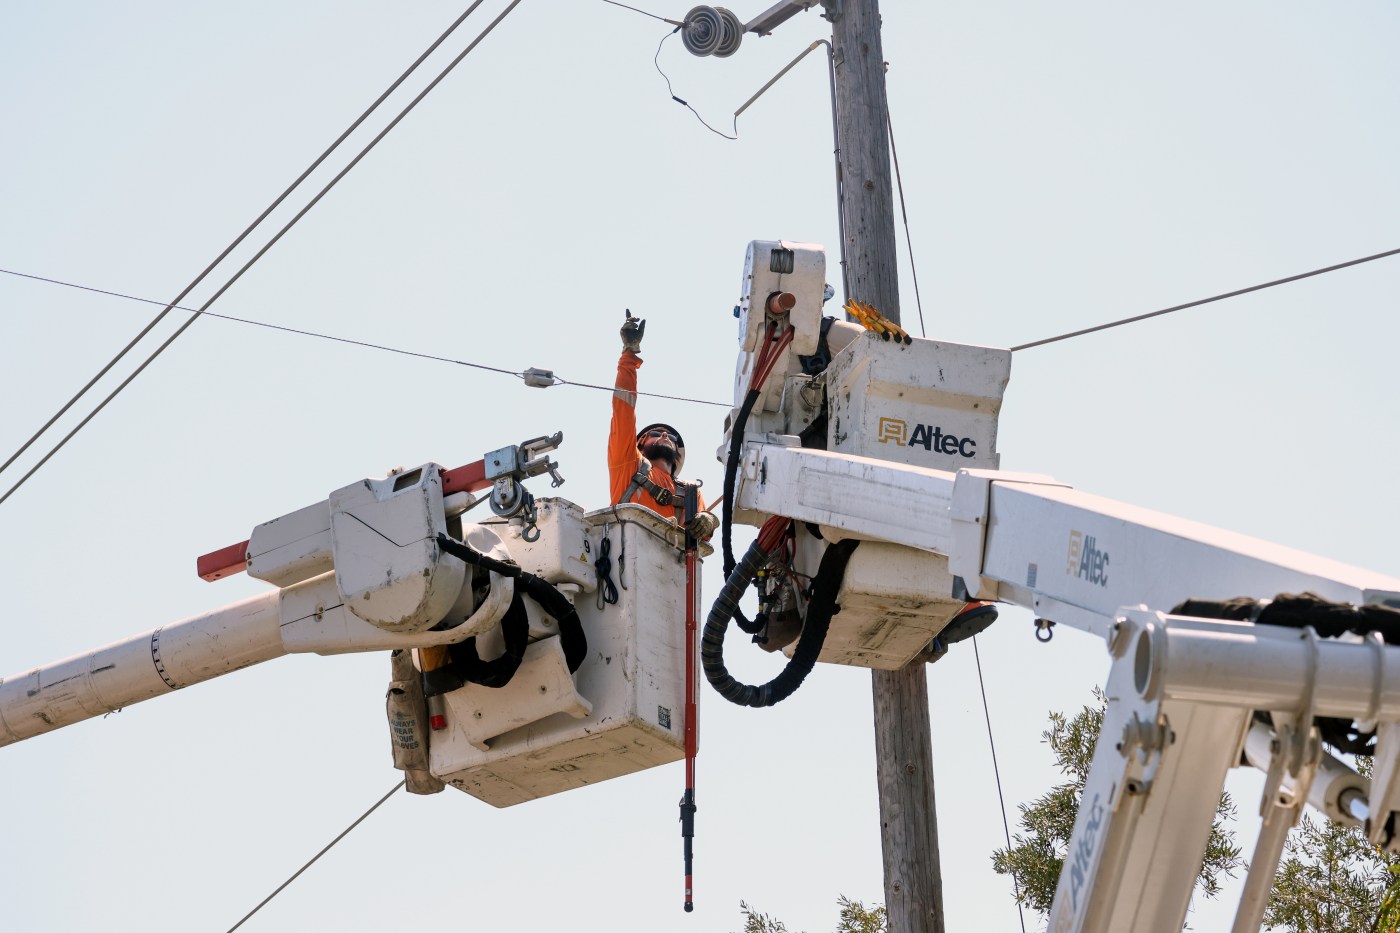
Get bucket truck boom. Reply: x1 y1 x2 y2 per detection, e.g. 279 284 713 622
710 239 1400 933
1 432 709 809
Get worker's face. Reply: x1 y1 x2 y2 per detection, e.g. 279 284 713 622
639 427 679 469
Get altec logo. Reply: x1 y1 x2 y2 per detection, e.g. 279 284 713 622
877 416 978 458
1066 530 1110 586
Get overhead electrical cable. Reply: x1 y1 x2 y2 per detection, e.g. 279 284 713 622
599 0 682 26
1012 246 1400 351
973 637 1029 933
886 109 928 339
0 0 527 509
0 266 730 408
0 1 490 482
226 781 404 932
886 89 1019 932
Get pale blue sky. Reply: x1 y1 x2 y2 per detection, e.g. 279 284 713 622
3 3 1399 931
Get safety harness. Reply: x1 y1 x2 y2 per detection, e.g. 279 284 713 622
621 456 678 507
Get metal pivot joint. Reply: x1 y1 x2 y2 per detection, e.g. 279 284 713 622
485 433 565 540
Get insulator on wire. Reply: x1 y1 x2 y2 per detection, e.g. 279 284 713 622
682 6 743 58
712 7 743 58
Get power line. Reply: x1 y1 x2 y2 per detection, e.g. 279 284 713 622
555 375 728 407
599 0 682 26
887 94 1018 928
886 109 928 340
0 2 491 482
0 266 731 409
1012 246 1400 352
972 636 1028 933
227 780 404 932
0 0 527 509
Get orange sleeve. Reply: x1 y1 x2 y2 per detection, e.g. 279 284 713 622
609 350 643 505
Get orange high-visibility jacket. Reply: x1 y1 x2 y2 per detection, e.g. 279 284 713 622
608 350 702 517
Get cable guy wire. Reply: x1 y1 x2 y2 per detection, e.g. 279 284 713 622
1012 245 1400 352
0 0 526 509
0 266 731 409
226 781 404 932
0 1 490 483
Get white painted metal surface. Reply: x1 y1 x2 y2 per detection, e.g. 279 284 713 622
826 331 1010 472
736 241 824 358
432 505 690 806
246 500 332 588
735 444 1400 628
0 496 697 807
329 463 465 633
0 591 284 745
448 635 593 752
1044 609 1400 933
801 541 965 670
977 479 1400 624
736 443 959 554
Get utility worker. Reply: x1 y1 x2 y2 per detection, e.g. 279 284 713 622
610 310 718 540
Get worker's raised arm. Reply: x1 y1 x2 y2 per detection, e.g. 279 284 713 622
608 310 646 504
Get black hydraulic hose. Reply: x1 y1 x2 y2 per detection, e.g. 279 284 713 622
703 539 859 707
436 533 587 673
1173 592 1400 755
721 388 764 635
445 592 530 688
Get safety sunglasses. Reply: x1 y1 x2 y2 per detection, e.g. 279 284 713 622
643 428 680 443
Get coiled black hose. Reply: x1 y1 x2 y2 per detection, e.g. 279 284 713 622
436 533 587 675
703 538 859 707
445 592 530 688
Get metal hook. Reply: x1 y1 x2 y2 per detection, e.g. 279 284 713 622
1035 618 1055 643
520 491 541 542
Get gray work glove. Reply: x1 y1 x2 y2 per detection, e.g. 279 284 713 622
621 309 646 353
686 510 719 541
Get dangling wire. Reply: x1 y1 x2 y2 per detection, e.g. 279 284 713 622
654 29 738 140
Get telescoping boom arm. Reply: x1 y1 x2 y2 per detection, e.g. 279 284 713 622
1 427 703 824
0 434 565 747
716 239 1400 933
732 443 1400 932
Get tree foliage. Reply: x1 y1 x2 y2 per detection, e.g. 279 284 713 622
1264 812 1400 932
735 896 886 933
1264 756 1400 933
990 689 1243 914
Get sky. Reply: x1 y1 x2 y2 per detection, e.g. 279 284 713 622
2 2 1399 931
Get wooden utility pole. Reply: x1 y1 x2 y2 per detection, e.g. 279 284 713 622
825 2 946 930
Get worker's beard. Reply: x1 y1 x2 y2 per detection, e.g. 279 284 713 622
641 440 677 472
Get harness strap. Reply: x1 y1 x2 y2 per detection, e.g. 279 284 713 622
623 456 677 507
